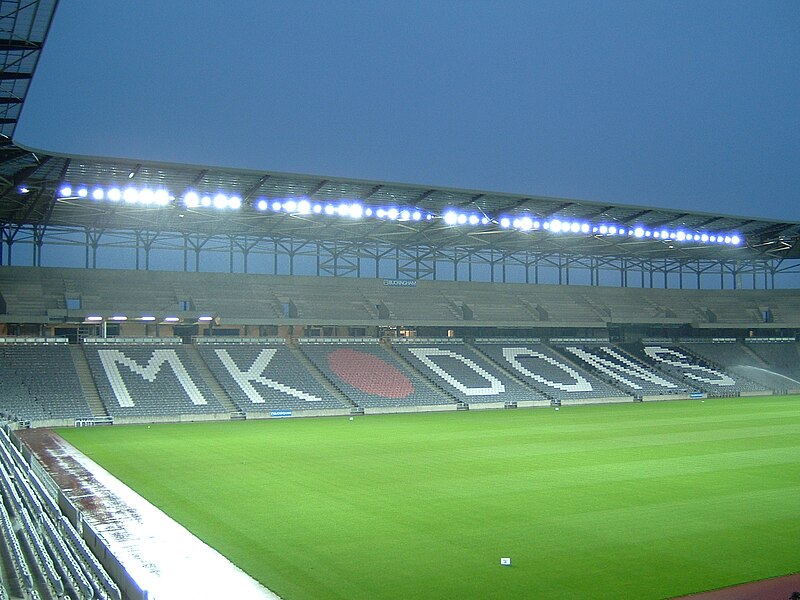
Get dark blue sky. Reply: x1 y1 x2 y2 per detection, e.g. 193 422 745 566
15 0 800 221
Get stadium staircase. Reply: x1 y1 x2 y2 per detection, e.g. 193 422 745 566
381 340 460 407
184 345 245 420
69 345 109 419
286 340 360 412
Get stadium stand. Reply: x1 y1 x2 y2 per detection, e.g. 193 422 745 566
0 427 121 600
0 340 93 424
625 342 769 395
742 340 800 382
299 339 456 409
197 340 351 414
83 340 228 420
474 340 631 404
392 339 548 406
552 342 692 398
676 340 800 393
6 266 800 328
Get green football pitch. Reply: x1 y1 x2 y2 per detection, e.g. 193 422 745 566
57 397 800 600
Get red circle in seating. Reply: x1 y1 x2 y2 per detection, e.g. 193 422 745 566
327 348 413 398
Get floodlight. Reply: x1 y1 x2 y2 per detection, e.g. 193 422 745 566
365 207 374 217
123 188 138 203
139 189 154 205
337 203 349 217
297 199 311 214
700 234 709 242
140 316 156 321
154 190 170 206
731 235 741 245
676 231 686 241
500 217 511 228
86 315 102 322
456 213 467 225
634 227 644 237
519 217 533 231
724 236 731 244
400 209 410 221
313 204 322 213
468 214 479 225
443 211 458 225
581 223 590 233
92 188 104 200
271 201 281 211
213 193 228 209
198 316 213 322
201 196 212 207
59 186 72 197
285 199 298 213
570 222 580 233
387 208 400 220
77 187 88 198
18 186 29 194
661 231 669 239
324 204 335 215
709 236 717 242
599 225 608 234
412 211 421 221
426 214 433 220
376 208 386 218
481 216 489 225
608 226 617 235
111 315 127 321
551 219 562 233
351 204 364 219
228 196 242 210
164 316 180 322
256 199 268 211
184 191 200 207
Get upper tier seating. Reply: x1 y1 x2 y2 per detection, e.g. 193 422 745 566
197 344 348 412
84 344 226 418
300 341 454 408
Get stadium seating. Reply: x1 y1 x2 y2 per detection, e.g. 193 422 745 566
552 343 690 397
83 342 227 418
0 343 92 423
475 341 630 403
0 428 120 600
666 341 791 393
742 341 800 382
197 342 350 413
393 341 547 405
300 340 455 408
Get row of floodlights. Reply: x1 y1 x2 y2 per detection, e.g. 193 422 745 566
256 198 434 221
493 216 741 245
85 315 214 323
57 184 742 246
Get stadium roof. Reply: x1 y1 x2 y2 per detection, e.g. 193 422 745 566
0 0 798 264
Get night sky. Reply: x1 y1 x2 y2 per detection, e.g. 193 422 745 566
15 1 800 221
